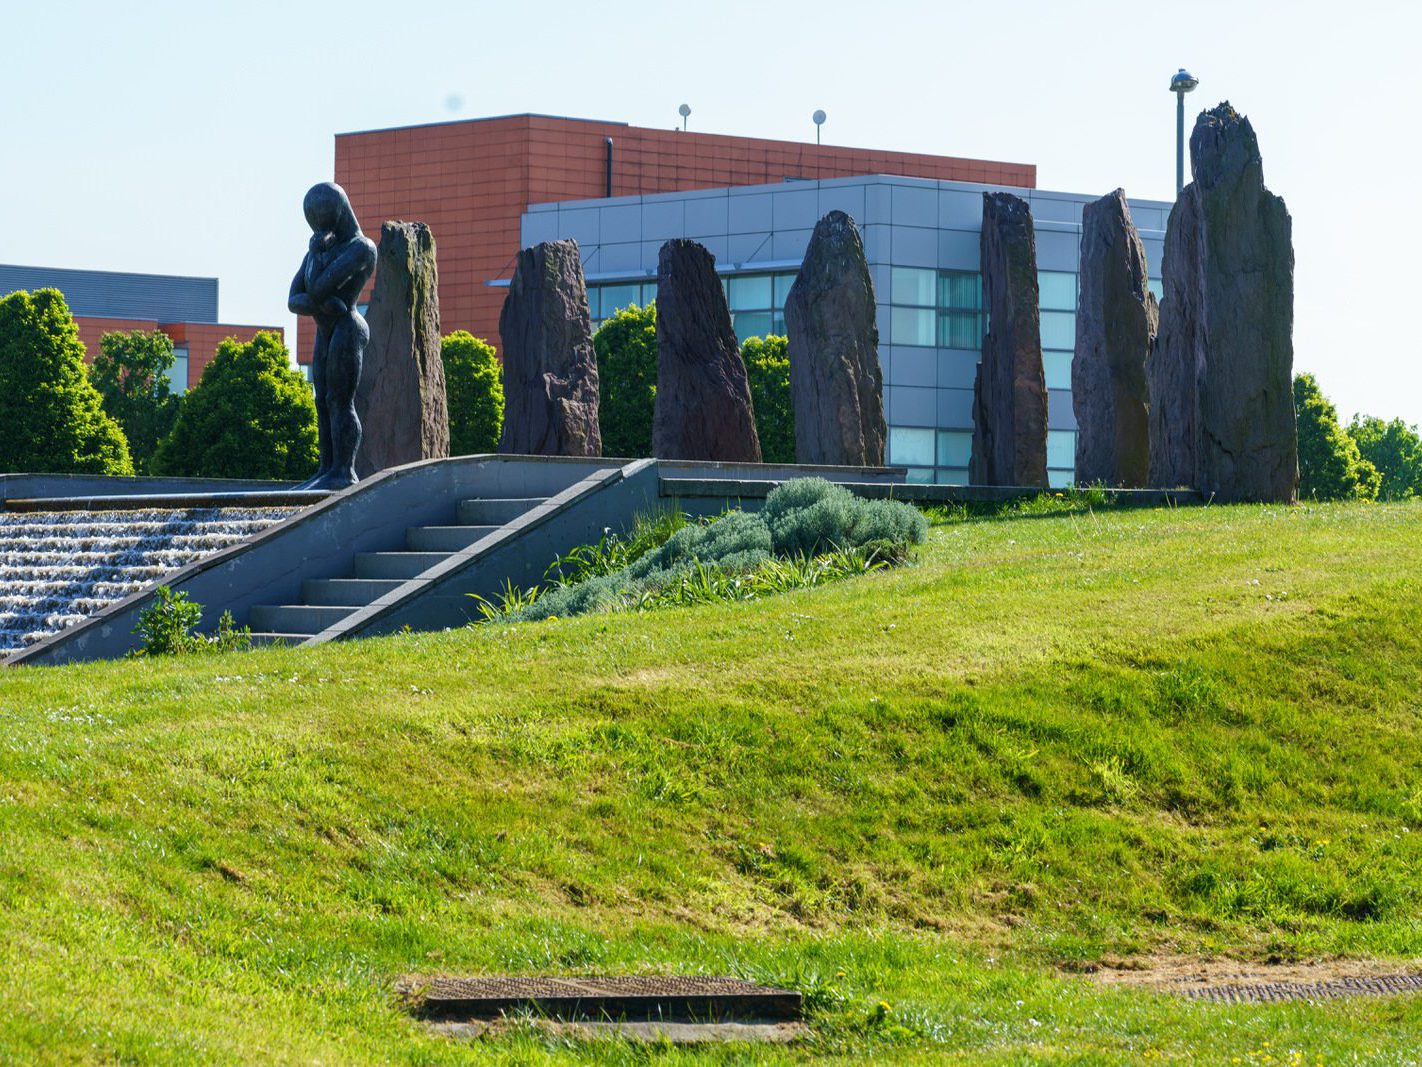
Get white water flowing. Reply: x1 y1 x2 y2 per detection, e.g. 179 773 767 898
0 507 296 651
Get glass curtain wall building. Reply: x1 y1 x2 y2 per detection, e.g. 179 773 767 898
520 175 1171 486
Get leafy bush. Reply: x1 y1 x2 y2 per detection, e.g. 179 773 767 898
442 331 503 454
1294 374 1379 501
1348 415 1422 501
92 329 181 474
593 303 657 457
153 331 317 480
627 509 773 580
133 587 252 655
0 289 133 475
742 335 794 464
544 509 690 587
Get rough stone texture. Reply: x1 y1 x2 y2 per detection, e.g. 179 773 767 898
1071 190 1157 487
355 221 449 477
497 239 601 457
1149 102 1296 502
652 240 761 462
970 193 1048 487
784 211 886 467
1147 193 1203 490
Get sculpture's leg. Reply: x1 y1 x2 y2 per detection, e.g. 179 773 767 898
311 313 366 491
295 328 333 490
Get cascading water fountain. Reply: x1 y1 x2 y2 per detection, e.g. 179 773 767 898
0 506 297 651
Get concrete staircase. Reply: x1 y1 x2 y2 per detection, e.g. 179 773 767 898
246 495 545 645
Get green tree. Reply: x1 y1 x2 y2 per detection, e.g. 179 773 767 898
741 334 795 464
91 329 181 474
153 331 317 480
442 331 503 454
0 288 133 475
593 302 657 457
1293 373 1378 501
1348 415 1422 501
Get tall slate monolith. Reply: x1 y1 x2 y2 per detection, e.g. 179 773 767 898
1148 102 1296 502
355 221 449 477
970 192 1048 487
1071 190 1156 487
652 239 761 462
498 239 601 457
785 210 886 467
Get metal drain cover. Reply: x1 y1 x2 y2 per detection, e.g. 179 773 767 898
1178 973 1422 1004
411 975 802 1022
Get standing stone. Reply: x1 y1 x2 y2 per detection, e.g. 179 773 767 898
1072 190 1156 487
970 192 1048 486
355 221 449 477
498 239 601 456
785 211 886 466
1149 102 1296 502
652 239 761 462
1147 192 1203 489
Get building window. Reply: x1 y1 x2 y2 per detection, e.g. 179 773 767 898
724 271 796 342
890 268 984 349
166 345 189 394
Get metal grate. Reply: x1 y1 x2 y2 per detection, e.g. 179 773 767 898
415 975 802 1022
1177 973 1422 1004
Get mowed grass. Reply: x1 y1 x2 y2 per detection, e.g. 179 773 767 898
3 499 1422 1063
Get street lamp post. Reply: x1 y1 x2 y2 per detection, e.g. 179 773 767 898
1170 69 1199 195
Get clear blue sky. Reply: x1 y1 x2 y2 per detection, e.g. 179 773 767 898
2 0 1415 424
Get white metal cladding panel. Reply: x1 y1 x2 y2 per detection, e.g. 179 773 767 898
0 264 217 322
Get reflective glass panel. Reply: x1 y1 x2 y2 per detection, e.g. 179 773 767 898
1040 310 1076 350
1038 271 1077 311
1147 278 1163 303
938 270 982 311
600 284 640 314
936 430 972 468
773 272 796 307
891 307 935 347
1043 350 1073 391
727 274 773 311
641 282 658 305
892 267 936 307
889 426 935 467
586 288 601 319
938 310 984 350
166 349 189 395
733 311 773 342
1047 429 1076 470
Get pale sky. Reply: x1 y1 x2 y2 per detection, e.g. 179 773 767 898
2 0 1416 425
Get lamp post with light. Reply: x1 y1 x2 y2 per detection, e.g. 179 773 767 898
1170 69 1199 195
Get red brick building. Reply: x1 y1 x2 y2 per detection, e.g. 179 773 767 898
309 113 1035 365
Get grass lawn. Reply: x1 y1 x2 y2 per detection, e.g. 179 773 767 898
3 498 1422 1063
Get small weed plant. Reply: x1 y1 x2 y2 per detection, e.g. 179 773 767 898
132 586 253 655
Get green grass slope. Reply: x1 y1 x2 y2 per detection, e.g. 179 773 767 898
3 500 1422 1063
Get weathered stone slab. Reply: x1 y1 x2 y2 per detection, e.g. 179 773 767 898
652 239 761 462
1072 190 1156 487
1149 102 1296 502
785 211 886 466
356 221 449 477
970 192 1048 487
497 239 601 457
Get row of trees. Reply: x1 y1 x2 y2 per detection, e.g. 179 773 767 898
1294 373 1422 501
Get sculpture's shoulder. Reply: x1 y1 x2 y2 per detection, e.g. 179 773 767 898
355 234 377 263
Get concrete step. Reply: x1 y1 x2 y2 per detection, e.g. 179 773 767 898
406 524 500 552
353 551 447 580
247 632 311 647
456 497 545 525
249 604 354 635
301 577 405 606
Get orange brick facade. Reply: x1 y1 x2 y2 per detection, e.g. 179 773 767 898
74 316 284 390
307 114 1036 364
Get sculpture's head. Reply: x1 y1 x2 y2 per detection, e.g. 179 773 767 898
302 182 360 240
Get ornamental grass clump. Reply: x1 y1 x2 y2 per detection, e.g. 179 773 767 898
493 477 927 623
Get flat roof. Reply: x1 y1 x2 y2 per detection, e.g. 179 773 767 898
337 112 631 138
